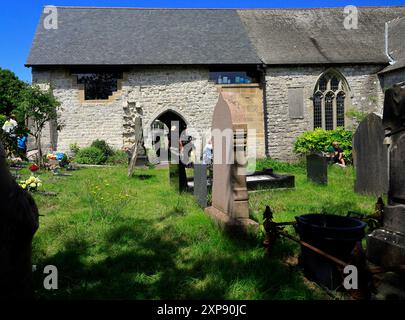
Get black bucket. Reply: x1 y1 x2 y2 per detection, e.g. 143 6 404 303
295 214 367 290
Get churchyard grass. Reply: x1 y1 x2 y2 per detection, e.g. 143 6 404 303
28 160 376 299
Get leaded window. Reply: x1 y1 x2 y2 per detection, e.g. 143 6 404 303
313 71 348 130
313 92 323 129
75 72 123 100
325 93 334 130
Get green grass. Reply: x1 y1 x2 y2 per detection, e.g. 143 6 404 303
27 161 377 300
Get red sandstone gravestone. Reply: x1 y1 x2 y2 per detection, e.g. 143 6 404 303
205 92 259 234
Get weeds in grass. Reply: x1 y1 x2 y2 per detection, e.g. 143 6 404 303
80 181 130 223
30 162 376 300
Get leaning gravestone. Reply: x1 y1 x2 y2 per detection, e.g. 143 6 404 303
306 153 328 185
353 113 388 196
0 142 39 298
367 83 405 269
205 92 259 234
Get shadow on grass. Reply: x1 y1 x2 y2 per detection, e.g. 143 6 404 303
33 219 318 300
132 174 156 181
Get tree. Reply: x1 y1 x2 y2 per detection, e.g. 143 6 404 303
0 68 28 156
0 68 27 116
16 85 59 164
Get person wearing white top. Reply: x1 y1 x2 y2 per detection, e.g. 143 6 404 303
2 117 18 137
202 140 213 165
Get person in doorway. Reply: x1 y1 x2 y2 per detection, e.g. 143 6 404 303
202 139 213 165
330 141 346 167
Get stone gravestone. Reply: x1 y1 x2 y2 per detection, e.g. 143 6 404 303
168 125 188 192
128 110 147 177
367 83 405 269
205 92 259 234
169 162 188 192
306 153 328 185
0 142 39 298
193 163 208 208
353 113 388 196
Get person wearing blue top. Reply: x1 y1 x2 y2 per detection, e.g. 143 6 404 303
17 134 27 157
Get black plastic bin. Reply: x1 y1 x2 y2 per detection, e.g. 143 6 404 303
295 214 367 290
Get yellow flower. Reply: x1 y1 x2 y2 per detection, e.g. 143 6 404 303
30 183 36 188
21 184 27 189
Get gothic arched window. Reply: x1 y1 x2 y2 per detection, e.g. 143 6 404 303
313 70 348 130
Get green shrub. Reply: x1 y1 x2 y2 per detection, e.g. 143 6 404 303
0 114 6 128
91 140 114 158
256 157 305 173
106 150 128 165
75 147 107 165
69 143 80 155
294 127 353 162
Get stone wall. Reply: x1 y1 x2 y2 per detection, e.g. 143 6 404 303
32 68 125 153
32 64 388 162
382 68 405 89
265 65 385 161
218 84 266 158
124 67 219 155
32 67 221 155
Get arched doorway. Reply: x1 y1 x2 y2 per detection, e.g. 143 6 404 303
150 110 188 163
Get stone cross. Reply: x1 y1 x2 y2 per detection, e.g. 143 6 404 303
367 83 405 268
205 92 258 234
353 113 388 196
0 142 39 298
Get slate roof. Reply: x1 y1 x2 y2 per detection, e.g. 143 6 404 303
26 7 261 66
380 16 405 73
26 6 405 67
238 6 405 65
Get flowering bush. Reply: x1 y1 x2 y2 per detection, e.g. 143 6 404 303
19 176 42 192
47 153 57 160
29 163 40 172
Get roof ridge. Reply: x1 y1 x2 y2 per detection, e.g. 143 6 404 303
49 5 405 10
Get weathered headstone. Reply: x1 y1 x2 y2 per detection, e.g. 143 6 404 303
169 162 187 192
205 92 259 234
353 113 388 196
0 142 39 298
306 153 328 185
128 111 147 177
367 83 405 268
193 163 208 208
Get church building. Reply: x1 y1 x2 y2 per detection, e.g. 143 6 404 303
26 6 405 160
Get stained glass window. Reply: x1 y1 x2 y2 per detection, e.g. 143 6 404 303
331 77 340 91
325 93 334 131
313 70 348 130
319 77 327 92
313 93 323 128
336 93 345 127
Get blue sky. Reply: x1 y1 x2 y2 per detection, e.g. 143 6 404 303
1 0 403 82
